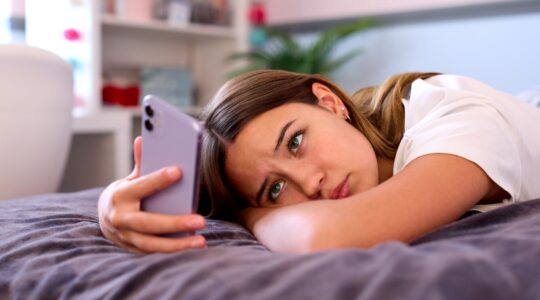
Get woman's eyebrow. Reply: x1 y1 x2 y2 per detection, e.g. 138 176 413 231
255 119 296 206
274 119 296 152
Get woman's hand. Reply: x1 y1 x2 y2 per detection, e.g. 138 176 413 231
98 136 207 253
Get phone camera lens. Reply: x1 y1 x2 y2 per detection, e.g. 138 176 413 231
144 119 153 131
145 105 154 117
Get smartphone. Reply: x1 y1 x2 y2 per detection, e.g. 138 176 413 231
140 95 202 224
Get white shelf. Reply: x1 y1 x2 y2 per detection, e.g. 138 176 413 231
70 110 133 184
101 105 204 117
72 109 131 134
101 14 235 39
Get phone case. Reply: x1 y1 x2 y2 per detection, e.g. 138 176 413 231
140 95 202 220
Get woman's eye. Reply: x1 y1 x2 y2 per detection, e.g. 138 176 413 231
288 132 303 154
269 180 284 201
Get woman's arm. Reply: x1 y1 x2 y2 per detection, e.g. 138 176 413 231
242 153 497 253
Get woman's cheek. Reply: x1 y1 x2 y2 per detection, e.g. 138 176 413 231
280 189 310 206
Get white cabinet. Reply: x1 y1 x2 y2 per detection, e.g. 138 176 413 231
25 0 249 191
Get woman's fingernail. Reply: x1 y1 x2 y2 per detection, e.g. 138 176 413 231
165 167 180 180
187 216 204 228
191 237 206 248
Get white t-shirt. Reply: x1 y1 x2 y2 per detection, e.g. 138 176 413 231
393 75 540 211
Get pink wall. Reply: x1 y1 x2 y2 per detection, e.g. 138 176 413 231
266 0 515 25
10 0 25 17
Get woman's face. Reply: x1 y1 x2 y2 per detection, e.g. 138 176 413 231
224 89 380 208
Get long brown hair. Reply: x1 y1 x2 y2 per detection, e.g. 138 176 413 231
199 70 439 220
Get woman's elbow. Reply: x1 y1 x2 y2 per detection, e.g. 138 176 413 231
266 217 363 254
249 203 375 253
252 211 320 254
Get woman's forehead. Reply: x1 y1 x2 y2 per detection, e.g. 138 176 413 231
237 103 304 138
223 103 311 196
224 123 272 201
228 105 291 159
227 102 326 158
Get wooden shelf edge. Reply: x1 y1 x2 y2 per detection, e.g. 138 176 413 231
101 14 235 39
101 105 204 117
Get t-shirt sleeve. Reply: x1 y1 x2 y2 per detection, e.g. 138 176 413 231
398 97 522 201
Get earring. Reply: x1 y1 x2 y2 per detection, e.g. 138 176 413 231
341 106 351 122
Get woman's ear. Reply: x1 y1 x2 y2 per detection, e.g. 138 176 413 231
312 82 345 115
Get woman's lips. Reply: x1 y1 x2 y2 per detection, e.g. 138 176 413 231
330 176 350 200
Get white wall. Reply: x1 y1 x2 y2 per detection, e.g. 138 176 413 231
299 12 540 94
0 0 26 43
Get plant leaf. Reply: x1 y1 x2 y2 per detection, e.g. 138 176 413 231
319 49 363 74
265 29 301 55
225 18 375 76
227 51 270 63
226 61 268 78
309 18 374 65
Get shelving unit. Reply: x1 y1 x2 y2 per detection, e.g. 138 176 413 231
101 14 236 39
25 0 249 192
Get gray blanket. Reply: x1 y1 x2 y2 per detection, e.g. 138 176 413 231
0 188 539 299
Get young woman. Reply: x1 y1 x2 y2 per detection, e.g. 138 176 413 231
98 70 540 253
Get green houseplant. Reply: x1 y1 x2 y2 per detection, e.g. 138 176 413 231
228 19 374 77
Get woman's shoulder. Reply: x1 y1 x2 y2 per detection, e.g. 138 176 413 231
412 74 502 99
409 73 538 116
405 75 485 127
422 74 486 89
406 73 527 122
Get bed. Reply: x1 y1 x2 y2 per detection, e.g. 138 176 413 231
1 188 539 299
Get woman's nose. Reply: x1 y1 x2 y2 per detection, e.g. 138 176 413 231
287 162 325 199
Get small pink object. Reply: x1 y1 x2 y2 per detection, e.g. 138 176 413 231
123 0 153 21
64 28 81 41
74 96 85 107
248 3 266 25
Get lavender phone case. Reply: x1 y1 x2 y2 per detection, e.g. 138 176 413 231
140 95 202 221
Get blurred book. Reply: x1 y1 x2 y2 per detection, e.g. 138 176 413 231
190 0 230 26
168 0 192 25
141 67 194 109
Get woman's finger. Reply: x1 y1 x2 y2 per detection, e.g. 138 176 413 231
120 166 182 199
112 211 206 234
119 230 207 253
133 136 142 176
126 136 143 180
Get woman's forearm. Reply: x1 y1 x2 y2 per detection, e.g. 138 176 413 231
245 198 388 253
243 154 493 253
243 197 390 253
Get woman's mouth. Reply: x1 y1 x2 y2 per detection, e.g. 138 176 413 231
330 176 350 200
